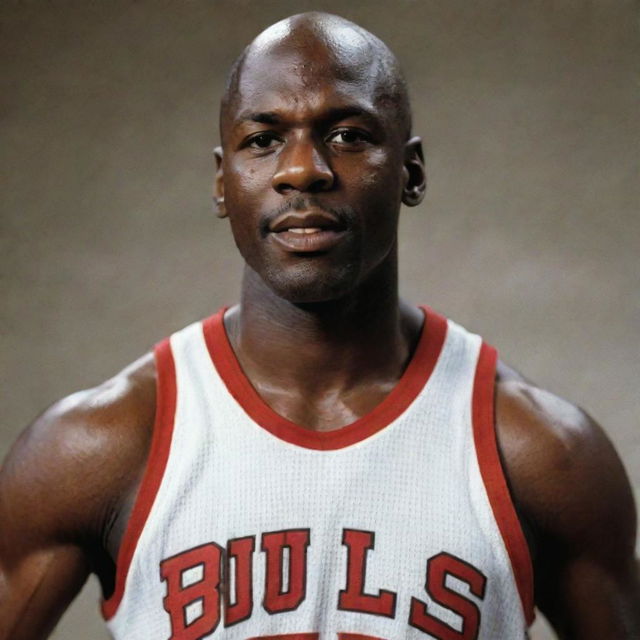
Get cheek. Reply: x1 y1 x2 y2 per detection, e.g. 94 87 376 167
223 172 259 245
223 165 269 241
351 149 403 194
356 151 403 240
226 159 262 202
339 153 404 218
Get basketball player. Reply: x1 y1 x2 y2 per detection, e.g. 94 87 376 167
1 12 638 640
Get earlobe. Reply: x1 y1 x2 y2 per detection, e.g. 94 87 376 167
213 146 227 218
401 136 427 207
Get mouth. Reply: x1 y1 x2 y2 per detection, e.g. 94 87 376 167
268 209 347 253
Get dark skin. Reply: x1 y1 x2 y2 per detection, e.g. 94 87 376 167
1 12 638 639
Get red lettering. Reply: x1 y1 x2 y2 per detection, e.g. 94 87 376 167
160 542 223 640
225 535 255 626
409 552 486 640
261 528 310 613
338 529 396 618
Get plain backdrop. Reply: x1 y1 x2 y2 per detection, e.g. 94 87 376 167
1 1 638 639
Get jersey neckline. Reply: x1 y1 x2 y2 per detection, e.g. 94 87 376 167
202 305 448 450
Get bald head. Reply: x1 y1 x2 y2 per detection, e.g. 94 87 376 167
220 12 412 142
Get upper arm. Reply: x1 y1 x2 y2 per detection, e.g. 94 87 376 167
0 402 98 639
0 354 156 640
495 367 640 639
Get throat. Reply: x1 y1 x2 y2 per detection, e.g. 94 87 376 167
223 299 425 432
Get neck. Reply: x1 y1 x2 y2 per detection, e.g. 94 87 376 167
226 257 423 396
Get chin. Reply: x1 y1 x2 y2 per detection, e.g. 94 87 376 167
263 261 360 304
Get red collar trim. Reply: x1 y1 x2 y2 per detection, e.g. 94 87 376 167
202 306 447 450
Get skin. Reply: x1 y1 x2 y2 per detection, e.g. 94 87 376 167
1 12 638 639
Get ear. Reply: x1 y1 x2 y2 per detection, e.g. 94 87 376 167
213 146 226 218
401 136 427 207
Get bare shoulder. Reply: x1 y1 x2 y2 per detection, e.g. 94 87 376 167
494 360 636 547
0 354 157 637
494 360 639 636
0 352 157 549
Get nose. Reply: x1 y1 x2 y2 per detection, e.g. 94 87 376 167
272 135 334 194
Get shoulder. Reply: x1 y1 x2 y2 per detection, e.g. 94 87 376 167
0 352 157 547
494 360 635 544
494 361 638 614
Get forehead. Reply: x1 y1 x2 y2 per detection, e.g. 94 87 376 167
231 45 385 122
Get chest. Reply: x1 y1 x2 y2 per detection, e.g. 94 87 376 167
104 314 531 638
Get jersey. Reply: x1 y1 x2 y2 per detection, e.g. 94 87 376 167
102 306 534 639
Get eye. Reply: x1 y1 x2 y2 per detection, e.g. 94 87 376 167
247 133 281 150
327 129 371 146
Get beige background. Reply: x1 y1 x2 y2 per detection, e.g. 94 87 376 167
1 1 638 638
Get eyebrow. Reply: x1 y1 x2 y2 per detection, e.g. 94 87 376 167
321 106 382 129
235 105 381 128
238 111 282 125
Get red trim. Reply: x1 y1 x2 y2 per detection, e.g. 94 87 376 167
202 306 447 451
472 343 535 626
101 339 178 620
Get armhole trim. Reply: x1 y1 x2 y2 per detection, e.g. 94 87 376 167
101 338 177 620
472 342 535 626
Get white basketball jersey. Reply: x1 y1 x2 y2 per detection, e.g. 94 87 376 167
102 306 534 639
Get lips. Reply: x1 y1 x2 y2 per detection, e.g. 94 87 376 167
268 209 347 253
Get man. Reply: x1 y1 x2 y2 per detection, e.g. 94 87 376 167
0 11 638 640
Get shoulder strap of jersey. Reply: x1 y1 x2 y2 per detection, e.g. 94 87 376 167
472 342 535 625
102 338 177 620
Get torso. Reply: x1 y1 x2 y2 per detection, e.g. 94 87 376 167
101 306 533 639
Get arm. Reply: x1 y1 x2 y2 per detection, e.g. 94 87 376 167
0 354 156 640
495 363 640 639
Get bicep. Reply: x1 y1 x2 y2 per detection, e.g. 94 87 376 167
537 553 640 639
0 424 92 639
0 543 89 640
534 419 640 639
0 403 106 639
